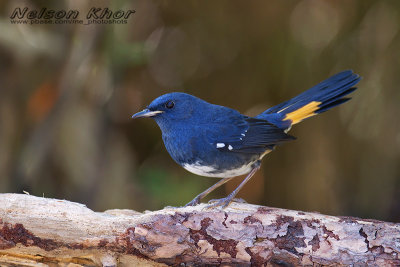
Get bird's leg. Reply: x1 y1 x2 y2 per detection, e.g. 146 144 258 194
184 177 235 207
206 161 261 209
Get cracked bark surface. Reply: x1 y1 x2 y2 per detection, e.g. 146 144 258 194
0 193 399 266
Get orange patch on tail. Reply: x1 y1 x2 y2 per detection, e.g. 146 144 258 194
283 101 321 124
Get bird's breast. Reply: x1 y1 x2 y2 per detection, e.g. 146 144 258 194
182 160 255 178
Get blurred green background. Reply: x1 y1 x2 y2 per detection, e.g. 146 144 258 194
0 0 399 222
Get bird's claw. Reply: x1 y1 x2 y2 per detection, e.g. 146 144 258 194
204 196 232 210
184 196 201 207
185 195 246 209
208 197 246 205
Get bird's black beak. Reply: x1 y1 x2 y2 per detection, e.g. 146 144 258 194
131 109 164 119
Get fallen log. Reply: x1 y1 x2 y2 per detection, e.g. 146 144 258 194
0 193 399 266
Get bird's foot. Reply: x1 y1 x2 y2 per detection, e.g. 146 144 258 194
204 194 236 210
204 198 231 210
208 197 247 205
184 195 201 207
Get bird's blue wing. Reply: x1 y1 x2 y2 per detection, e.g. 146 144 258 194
206 114 295 154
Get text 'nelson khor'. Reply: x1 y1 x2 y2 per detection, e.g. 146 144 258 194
10 7 135 20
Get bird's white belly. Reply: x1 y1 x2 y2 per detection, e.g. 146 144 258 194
182 161 254 178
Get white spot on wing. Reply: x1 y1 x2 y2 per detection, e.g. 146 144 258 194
216 143 225 148
241 133 245 136
228 145 233 150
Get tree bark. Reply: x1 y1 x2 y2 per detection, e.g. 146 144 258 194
0 193 399 266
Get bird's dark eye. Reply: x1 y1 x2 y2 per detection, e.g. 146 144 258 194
165 100 175 109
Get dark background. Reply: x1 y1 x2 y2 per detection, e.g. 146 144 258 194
0 0 399 222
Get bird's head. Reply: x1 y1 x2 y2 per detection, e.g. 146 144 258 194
132 92 207 130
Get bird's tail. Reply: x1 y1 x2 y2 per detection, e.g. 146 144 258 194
256 70 361 130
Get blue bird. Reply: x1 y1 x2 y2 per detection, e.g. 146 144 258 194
132 70 361 208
